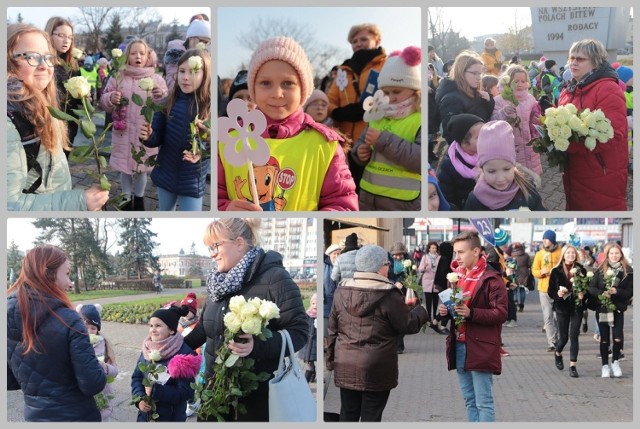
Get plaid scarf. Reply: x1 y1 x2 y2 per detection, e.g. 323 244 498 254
207 247 259 302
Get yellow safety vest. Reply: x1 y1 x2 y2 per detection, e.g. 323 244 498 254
360 113 421 201
220 130 336 211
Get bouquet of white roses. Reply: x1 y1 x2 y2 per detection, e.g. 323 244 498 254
528 103 614 171
498 74 521 128
194 296 280 421
598 269 619 313
446 272 468 329
570 268 593 308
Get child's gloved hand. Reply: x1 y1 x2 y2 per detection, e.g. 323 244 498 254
330 102 364 122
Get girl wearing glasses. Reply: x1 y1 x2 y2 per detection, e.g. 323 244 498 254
183 218 308 421
44 16 81 152
7 23 109 211
557 39 628 210
435 50 495 145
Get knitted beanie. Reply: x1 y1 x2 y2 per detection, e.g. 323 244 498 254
151 305 189 332
617 66 633 84
545 59 556 70
389 241 407 256
248 36 314 105
303 89 329 110
494 228 510 247
543 230 557 244
377 46 421 91
355 245 388 273
228 70 248 101
186 19 211 40
447 113 484 144
325 244 342 256
476 120 516 167
77 304 102 331
181 292 198 315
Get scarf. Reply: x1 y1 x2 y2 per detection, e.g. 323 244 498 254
383 96 417 119
393 259 405 275
260 108 341 142
564 262 575 284
123 64 158 79
142 332 184 361
448 142 478 179
472 173 520 209
345 47 384 76
206 246 259 302
427 253 438 270
451 256 488 341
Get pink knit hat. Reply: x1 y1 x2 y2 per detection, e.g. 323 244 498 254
248 36 314 106
303 89 329 110
476 120 516 167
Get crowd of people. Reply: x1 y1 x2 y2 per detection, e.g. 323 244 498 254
217 23 422 212
428 38 632 211
7 13 212 211
7 218 317 422
324 228 633 422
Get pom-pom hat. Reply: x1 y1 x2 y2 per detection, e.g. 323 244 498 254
151 305 189 332
476 120 516 167
377 46 421 91
248 36 314 105
494 228 510 247
181 292 198 315
77 304 102 331
186 19 211 40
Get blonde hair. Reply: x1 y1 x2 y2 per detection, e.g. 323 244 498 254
504 64 530 88
569 39 608 70
451 50 483 99
347 23 382 46
7 23 69 153
123 38 150 66
599 242 630 276
554 244 578 270
204 218 261 248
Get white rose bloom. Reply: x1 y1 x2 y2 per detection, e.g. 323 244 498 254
582 112 597 128
545 116 557 128
188 56 203 71
555 110 570 125
89 334 103 345
138 77 155 91
64 76 91 99
587 271 594 278
148 349 162 362
259 300 280 321
554 138 570 151
584 136 597 151
71 48 83 60
606 269 615 277
196 42 206 50
229 295 246 314
548 125 561 141
446 272 459 283
568 115 583 133
240 300 259 318
570 268 577 274
403 260 412 268
111 48 123 58
592 109 605 121
559 124 572 139
223 311 242 334
565 103 578 115
412 265 418 271
545 107 557 118
241 315 263 336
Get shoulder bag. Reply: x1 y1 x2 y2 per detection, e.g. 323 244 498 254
269 329 316 422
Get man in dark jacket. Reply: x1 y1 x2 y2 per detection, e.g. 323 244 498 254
326 244 428 422
438 231 507 422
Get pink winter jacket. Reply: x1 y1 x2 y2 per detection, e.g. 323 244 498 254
218 108 358 211
99 65 168 174
492 92 542 174
418 253 440 293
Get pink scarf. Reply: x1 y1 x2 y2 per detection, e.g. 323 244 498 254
383 96 417 119
260 108 342 142
447 142 478 179
142 333 184 361
122 65 158 79
472 173 520 210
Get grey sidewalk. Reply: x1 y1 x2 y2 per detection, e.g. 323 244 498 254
323 291 633 422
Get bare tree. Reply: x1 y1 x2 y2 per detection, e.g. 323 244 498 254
497 9 533 57
75 7 115 53
428 8 473 62
236 17 347 79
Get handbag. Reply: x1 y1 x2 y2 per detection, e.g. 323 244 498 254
526 270 536 291
269 329 316 422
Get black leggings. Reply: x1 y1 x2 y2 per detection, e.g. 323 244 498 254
554 309 582 362
597 310 624 365
423 292 439 321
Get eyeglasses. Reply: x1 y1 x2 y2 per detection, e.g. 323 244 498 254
13 52 56 67
52 33 74 42
465 70 482 77
207 240 230 254
569 56 589 64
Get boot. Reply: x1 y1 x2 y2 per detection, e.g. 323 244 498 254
133 196 146 211
120 196 133 211
304 369 314 382
518 304 524 312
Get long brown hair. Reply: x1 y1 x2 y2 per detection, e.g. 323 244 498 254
44 16 78 71
7 23 69 153
450 50 483 99
599 242 630 277
7 245 74 354
165 48 211 121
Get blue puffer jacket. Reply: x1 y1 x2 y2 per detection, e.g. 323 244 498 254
144 90 210 199
131 342 196 422
7 291 106 421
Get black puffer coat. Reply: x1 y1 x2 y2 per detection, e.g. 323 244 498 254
7 292 106 421
589 266 633 312
184 248 308 421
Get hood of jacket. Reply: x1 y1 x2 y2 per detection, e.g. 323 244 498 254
340 272 399 317
435 77 460 104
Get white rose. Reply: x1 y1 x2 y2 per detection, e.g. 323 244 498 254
559 124 572 139
545 107 557 118
565 103 578 115
240 300 259 318
581 112 596 128
148 349 162 362
587 271 594 278
223 311 242 334
196 42 206 50
64 76 91 99
592 109 606 121
71 48 83 60
258 300 280 321
138 77 155 91
570 268 577 275
547 125 561 141
446 272 459 283
89 334 102 345
555 110 570 125
228 295 246 314
554 138 570 152
111 48 122 58
412 265 418 271
568 115 583 133
403 260 412 268
241 315 263 336
97 354 105 364
606 269 615 277
544 116 557 128
584 136 597 151
188 55 203 72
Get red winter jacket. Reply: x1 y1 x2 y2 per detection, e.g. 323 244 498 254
443 267 508 375
557 65 628 210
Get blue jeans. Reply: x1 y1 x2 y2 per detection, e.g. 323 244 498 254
157 187 203 211
455 342 495 422
515 286 527 306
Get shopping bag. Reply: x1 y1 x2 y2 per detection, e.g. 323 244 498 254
269 330 316 422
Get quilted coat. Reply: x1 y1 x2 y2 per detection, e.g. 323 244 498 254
557 64 628 210
99 65 168 174
7 292 106 421
184 248 309 421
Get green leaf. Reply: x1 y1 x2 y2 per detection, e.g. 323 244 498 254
69 145 93 163
81 119 96 138
131 93 144 106
72 109 89 119
225 354 240 367
47 106 77 122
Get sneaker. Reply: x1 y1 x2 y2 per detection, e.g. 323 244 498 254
510 321 517 327
569 366 579 378
593 334 600 341
186 402 198 417
601 364 611 378
555 353 564 370
611 360 622 377
500 347 510 357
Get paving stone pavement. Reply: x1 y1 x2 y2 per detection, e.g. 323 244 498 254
322 291 633 422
